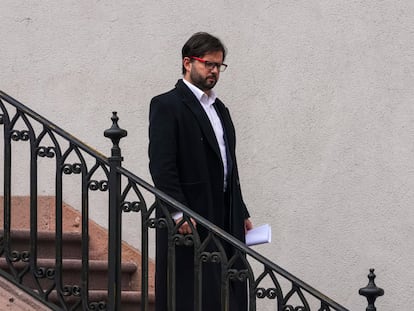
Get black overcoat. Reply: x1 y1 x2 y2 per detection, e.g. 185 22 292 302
149 79 250 311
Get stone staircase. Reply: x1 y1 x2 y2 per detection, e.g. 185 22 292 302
0 196 155 310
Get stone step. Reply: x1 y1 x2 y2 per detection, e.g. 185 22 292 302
0 229 83 259
0 226 154 310
47 289 155 311
0 258 137 291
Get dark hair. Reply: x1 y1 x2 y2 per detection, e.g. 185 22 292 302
181 32 227 74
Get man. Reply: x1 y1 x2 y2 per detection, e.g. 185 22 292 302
149 32 252 311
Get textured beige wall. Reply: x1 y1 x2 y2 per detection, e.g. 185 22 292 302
1 1 414 310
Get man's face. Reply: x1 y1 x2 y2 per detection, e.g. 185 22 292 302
183 51 224 94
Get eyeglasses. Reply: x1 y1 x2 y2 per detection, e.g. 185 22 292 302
190 56 228 72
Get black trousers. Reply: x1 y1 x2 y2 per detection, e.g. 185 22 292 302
155 192 247 311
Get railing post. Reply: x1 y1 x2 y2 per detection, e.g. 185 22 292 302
104 112 127 311
359 268 384 311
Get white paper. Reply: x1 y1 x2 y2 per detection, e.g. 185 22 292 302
245 224 271 246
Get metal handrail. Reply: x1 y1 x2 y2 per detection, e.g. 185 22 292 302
0 90 108 163
118 166 349 311
0 90 383 310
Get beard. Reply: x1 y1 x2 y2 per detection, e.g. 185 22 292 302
189 69 218 91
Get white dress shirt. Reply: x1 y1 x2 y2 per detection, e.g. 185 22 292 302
182 79 228 187
172 79 229 220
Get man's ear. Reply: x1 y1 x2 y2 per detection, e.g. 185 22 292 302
183 57 192 74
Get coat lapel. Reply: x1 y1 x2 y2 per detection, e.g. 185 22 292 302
213 98 235 176
175 80 222 161
213 99 235 156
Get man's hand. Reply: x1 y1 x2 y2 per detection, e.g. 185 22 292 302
175 217 197 234
244 218 253 234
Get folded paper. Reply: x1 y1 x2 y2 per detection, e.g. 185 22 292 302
245 224 271 246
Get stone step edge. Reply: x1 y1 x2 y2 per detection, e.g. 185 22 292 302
0 258 137 273
0 229 82 242
45 289 155 304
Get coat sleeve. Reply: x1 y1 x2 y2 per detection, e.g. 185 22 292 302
233 155 250 220
223 105 250 220
149 96 188 209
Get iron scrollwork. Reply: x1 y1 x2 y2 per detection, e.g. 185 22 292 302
200 251 222 264
146 217 168 229
173 233 194 247
256 287 278 299
88 180 108 191
62 163 82 175
283 306 307 311
10 130 29 141
37 146 56 158
121 201 142 212
318 303 331 311
62 285 82 297
9 250 30 262
228 268 249 282
35 267 56 280
89 301 107 310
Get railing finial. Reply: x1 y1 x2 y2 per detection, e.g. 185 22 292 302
104 111 127 310
359 268 384 311
104 111 127 158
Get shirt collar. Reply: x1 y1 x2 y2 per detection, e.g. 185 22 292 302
182 78 217 107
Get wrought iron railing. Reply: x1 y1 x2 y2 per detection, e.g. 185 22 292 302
0 90 383 311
